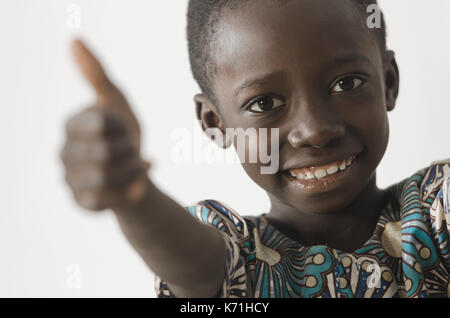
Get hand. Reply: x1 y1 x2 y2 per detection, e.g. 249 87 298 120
60 39 150 211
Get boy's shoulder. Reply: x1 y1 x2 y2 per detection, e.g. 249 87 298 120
184 199 255 238
388 158 450 199
385 158 450 222
418 158 450 204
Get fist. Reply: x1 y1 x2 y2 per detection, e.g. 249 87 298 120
60 40 150 211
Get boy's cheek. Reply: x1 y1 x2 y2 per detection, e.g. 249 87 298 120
237 137 280 179
354 101 390 169
355 95 390 137
341 87 388 136
233 137 266 166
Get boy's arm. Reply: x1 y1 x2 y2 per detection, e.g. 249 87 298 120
60 39 226 298
113 178 227 298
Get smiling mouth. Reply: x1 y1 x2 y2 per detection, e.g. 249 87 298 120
280 153 361 194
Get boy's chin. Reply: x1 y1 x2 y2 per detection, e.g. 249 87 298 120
263 172 369 216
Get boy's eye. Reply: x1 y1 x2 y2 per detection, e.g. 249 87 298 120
247 95 286 113
331 76 365 93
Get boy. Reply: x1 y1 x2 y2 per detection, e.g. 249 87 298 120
60 0 450 297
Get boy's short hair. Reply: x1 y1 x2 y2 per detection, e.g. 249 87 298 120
187 0 387 104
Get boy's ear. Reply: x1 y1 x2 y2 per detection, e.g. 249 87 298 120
383 50 400 112
194 93 231 149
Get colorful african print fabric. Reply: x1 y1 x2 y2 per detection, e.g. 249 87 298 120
155 159 450 298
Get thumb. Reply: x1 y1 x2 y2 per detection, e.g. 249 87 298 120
72 38 142 146
72 38 120 104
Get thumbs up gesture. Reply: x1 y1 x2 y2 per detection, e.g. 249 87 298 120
60 40 150 211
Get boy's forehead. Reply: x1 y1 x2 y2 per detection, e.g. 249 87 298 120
213 0 379 83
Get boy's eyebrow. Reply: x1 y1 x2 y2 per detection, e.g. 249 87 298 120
235 70 287 97
329 53 373 67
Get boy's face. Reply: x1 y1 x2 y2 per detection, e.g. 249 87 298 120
197 0 399 215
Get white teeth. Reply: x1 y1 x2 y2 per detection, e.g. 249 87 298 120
314 169 327 179
347 155 356 166
288 155 357 180
305 172 315 180
327 165 339 175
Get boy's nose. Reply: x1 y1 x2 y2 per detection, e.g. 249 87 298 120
287 110 346 149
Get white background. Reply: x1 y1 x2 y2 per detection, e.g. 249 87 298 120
0 0 448 297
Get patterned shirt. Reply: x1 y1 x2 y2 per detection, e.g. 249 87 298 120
155 159 450 298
